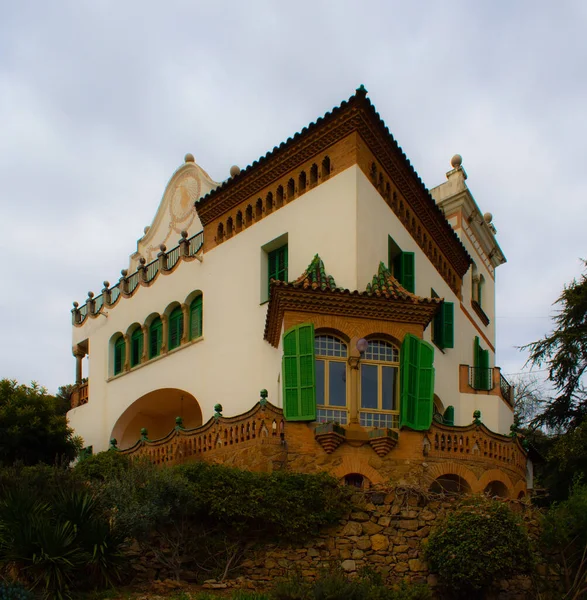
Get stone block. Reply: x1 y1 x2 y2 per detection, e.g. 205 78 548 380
362 521 383 535
356 537 371 550
342 521 363 536
408 558 426 572
378 516 391 527
341 559 356 572
398 520 418 530
350 511 370 522
352 549 364 559
370 534 389 551
395 562 409 573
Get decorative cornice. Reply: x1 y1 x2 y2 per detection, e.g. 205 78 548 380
195 87 471 279
264 277 441 348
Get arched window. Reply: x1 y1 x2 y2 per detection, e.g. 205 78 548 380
149 317 162 359
315 334 348 424
245 205 253 226
360 340 400 428
310 163 318 186
113 335 125 376
216 222 224 242
168 306 183 351
287 178 295 201
255 198 263 219
130 328 143 368
321 156 331 178
276 186 284 208
235 211 243 232
265 192 274 214
189 295 203 340
298 171 307 194
226 217 233 238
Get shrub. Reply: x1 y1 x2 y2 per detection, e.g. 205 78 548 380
0 475 125 599
541 481 587 598
425 496 534 598
0 583 34 600
73 450 131 482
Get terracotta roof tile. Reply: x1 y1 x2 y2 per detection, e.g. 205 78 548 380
365 262 441 305
288 254 341 291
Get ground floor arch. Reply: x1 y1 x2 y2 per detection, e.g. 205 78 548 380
111 388 203 450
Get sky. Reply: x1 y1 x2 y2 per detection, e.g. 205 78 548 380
0 1 585 394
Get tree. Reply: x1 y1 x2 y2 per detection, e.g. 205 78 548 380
0 379 81 466
511 373 548 427
523 261 587 430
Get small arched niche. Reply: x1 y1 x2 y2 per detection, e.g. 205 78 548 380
429 474 471 495
484 480 509 499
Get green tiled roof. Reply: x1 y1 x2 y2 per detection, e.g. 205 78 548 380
291 254 340 291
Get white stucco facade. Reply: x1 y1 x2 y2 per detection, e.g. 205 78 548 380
69 126 513 453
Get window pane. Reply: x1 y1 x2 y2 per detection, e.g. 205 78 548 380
329 362 347 407
361 364 378 409
364 340 398 362
315 335 347 358
315 360 325 405
382 366 397 410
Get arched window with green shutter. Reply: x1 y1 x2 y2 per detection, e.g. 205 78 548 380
168 307 183 351
189 296 203 340
282 323 316 421
130 328 143 367
113 335 125 376
400 334 435 430
149 317 162 359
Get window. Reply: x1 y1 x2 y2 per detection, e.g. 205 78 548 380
282 323 316 421
130 328 143 367
315 335 348 424
268 244 288 294
113 335 125 375
431 289 454 350
473 336 492 390
168 306 183 351
388 235 415 293
149 317 162 359
360 340 399 428
189 296 203 340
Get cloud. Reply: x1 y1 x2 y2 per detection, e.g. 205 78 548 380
1 1 585 393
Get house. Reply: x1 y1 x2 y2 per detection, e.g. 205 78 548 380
68 86 527 497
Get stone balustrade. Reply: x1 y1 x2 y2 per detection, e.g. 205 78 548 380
116 398 286 467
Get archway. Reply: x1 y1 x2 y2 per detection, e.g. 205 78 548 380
429 474 472 495
484 480 509 498
111 388 203 450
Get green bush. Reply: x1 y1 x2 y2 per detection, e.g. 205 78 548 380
271 570 430 600
0 583 34 600
425 496 534 598
73 450 131 482
0 473 126 599
541 482 587 597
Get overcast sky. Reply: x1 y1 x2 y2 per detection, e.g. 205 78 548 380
1 1 585 394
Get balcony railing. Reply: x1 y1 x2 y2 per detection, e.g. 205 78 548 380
73 230 204 325
70 381 89 409
468 367 494 391
500 372 513 406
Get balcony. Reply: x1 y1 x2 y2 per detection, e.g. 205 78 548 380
460 365 513 406
70 381 89 408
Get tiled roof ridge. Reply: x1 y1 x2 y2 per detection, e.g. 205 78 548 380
290 254 340 291
195 85 471 273
365 262 441 304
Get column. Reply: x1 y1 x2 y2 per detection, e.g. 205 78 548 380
161 314 168 353
141 325 149 362
181 303 189 344
73 346 85 385
123 334 130 372
347 346 361 424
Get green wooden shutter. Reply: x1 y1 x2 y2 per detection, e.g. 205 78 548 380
415 340 434 430
400 334 419 428
268 245 288 295
400 334 434 430
168 307 183 350
130 328 143 367
443 405 455 426
473 336 481 389
149 318 162 358
443 302 454 349
114 336 125 375
190 296 203 339
393 251 415 293
480 347 491 390
401 252 415 293
282 323 316 421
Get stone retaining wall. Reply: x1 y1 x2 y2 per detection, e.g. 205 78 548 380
130 486 562 599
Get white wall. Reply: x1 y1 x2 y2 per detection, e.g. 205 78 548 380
70 167 359 451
